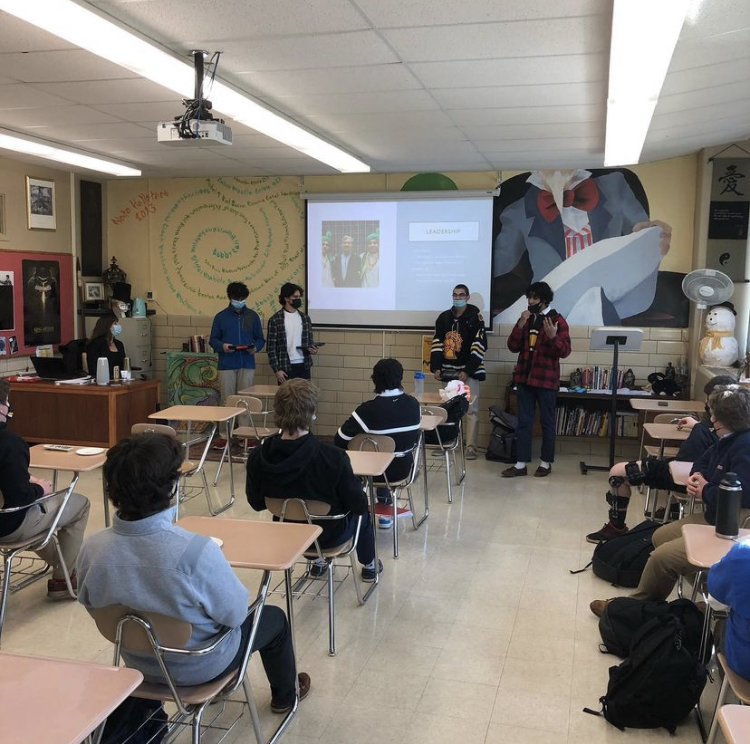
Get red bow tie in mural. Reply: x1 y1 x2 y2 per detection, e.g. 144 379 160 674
537 179 600 222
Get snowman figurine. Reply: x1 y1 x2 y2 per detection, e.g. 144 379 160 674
699 302 739 366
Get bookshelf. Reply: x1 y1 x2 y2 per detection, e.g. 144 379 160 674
507 389 642 440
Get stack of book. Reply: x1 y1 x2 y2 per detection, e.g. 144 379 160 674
555 406 639 438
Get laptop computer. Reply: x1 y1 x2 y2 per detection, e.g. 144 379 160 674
30 356 86 381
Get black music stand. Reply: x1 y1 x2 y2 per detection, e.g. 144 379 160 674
580 327 643 475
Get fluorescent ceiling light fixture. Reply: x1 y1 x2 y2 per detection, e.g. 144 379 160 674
0 0 371 173
604 0 690 166
0 130 141 176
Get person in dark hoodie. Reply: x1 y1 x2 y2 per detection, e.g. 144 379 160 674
246 378 381 582
430 284 488 460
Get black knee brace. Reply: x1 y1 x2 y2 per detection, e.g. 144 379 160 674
624 460 647 486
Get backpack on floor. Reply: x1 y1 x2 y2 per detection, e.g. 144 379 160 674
591 520 661 588
485 405 517 463
599 597 711 662
585 614 707 733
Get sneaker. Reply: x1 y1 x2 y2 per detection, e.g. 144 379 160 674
465 446 478 461
586 522 628 544
308 560 328 578
270 672 311 714
378 516 394 530
47 572 76 600
361 559 384 583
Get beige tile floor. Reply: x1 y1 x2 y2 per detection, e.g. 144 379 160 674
1 452 723 743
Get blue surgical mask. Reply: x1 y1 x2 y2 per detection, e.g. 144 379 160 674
111 324 123 336
453 299 467 309
230 300 246 310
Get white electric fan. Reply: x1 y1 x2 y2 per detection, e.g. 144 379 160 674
681 268 734 309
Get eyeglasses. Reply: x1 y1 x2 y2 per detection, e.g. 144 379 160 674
452 293 468 299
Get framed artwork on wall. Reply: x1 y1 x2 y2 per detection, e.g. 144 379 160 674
26 176 56 230
84 281 104 302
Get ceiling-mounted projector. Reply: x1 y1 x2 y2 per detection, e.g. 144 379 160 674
156 50 232 146
157 120 232 146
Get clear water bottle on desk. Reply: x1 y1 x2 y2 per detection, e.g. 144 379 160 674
413 371 425 399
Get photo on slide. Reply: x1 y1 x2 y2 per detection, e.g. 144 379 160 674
322 220 380 289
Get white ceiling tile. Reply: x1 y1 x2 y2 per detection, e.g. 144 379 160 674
90 0 370 39
0 105 120 128
33 122 155 140
92 101 188 122
651 99 750 130
237 64 421 97
670 28 750 71
383 17 609 62
32 78 178 105
463 121 601 140
447 105 602 127
0 84 74 110
0 12 78 52
430 83 607 109
657 81 750 115
678 2 750 40
662 59 750 96
279 89 439 116
0 50 136 83
191 32 398 74
410 54 607 89
354 0 606 27
304 109 455 133
480 137 601 154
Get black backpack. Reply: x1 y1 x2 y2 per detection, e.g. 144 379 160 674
599 597 711 662
424 394 468 446
485 405 517 463
585 614 707 733
591 520 661 587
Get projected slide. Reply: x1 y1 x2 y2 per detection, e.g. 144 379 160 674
307 197 493 329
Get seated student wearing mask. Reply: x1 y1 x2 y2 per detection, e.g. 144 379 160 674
0 378 90 598
86 312 125 378
77 433 308 712
246 378 381 582
591 385 750 616
334 358 421 530
585 375 735 543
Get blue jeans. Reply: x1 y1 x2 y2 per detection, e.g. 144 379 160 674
515 384 557 464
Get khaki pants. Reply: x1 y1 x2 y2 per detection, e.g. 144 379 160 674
631 509 750 602
2 492 90 579
464 377 480 449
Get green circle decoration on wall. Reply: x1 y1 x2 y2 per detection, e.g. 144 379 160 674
400 173 458 191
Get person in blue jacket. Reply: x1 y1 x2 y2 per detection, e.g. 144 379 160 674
708 539 750 679
209 282 265 403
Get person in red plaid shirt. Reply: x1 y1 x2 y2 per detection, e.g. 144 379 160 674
503 281 571 478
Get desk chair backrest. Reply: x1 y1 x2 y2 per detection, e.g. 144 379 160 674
653 413 679 424
131 422 178 439
225 395 263 416
92 603 192 652
265 497 332 522
347 433 397 454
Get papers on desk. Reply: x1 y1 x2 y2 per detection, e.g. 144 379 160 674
55 376 94 385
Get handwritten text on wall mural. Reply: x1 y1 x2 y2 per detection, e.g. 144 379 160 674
156 177 305 317
111 189 170 225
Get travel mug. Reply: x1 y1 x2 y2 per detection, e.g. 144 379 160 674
715 472 742 539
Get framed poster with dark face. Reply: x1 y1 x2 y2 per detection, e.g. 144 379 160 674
22 259 60 345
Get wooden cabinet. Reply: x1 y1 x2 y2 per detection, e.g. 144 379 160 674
8 379 160 447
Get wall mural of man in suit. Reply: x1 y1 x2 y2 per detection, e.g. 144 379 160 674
492 168 686 327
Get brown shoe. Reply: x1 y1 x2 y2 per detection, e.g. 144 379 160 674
271 672 311 713
502 466 527 478
47 572 77 600
534 466 552 477
590 598 614 618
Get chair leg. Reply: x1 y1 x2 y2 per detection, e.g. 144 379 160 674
392 492 399 559
350 553 364 605
212 443 228 486
242 677 264 744
0 553 15 646
444 450 453 503
327 560 336 656
202 470 215 514
706 673 729 744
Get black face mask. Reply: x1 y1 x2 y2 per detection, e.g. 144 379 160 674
291 298 302 309
528 304 540 314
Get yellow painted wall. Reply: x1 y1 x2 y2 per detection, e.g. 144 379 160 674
0 156 73 255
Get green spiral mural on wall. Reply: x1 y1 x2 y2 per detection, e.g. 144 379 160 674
156 176 305 319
